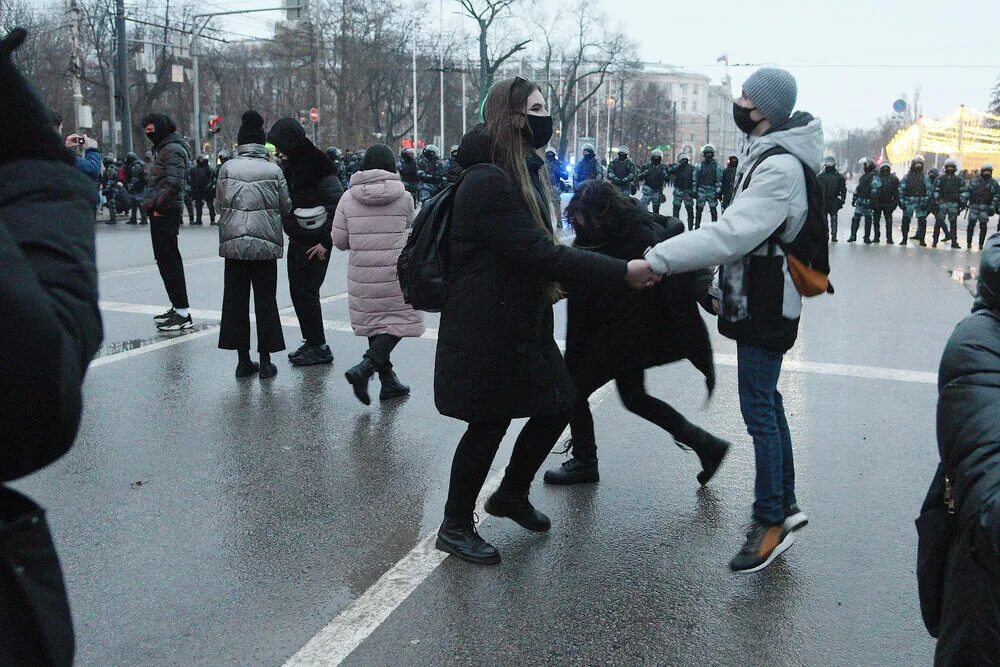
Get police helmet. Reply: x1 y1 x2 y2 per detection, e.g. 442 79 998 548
702 144 716 156
326 146 343 160
679 154 691 163
982 163 994 172
424 145 439 158
944 158 958 169
402 147 415 157
126 152 137 162
911 155 926 166
545 147 556 157
651 149 664 159
582 143 595 155
450 144 459 153
823 156 836 167
879 162 891 172
617 145 629 155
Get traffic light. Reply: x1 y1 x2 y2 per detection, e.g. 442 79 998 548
208 115 222 135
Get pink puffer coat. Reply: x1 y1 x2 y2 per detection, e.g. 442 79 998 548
332 169 425 338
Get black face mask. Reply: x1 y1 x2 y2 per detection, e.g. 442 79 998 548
584 151 594 159
652 157 661 164
733 103 763 135
145 130 157 144
983 172 992 180
945 167 956 173
523 114 553 149
913 165 923 172
824 165 836 171
618 154 627 161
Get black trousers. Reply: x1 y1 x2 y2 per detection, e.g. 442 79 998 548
569 364 690 460
364 334 400 368
825 210 839 239
219 259 285 353
287 240 331 345
129 195 147 224
183 196 194 222
932 214 951 245
444 412 571 523
672 202 694 228
872 206 894 241
193 196 215 223
150 211 189 309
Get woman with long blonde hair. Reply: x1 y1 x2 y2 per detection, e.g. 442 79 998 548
434 77 658 565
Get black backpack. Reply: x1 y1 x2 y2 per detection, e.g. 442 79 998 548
742 146 833 296
397 163 496 312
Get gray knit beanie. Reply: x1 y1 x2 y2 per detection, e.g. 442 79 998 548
743 67 797 127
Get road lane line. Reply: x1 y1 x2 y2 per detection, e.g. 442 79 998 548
88 326 220 368
283 382 617 667
96 302 936 385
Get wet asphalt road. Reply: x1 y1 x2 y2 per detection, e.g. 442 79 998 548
13 212 985 665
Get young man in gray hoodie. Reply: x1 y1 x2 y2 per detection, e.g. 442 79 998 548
644 68 821 573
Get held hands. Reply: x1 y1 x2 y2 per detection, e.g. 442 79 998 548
625 259 660 290
306 243 328 261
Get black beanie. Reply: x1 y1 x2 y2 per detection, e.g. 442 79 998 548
0 28 74 166
238 110 266 145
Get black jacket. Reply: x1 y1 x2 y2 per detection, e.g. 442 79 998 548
816 167 846 211
143 116 189 214
267 118 343 249
189 164 215 198
566 211 714 392
721 164 738 206
671 161 694 190
873 172 899 207
0 159 103 666
435 127 627 423
919 236 1000 665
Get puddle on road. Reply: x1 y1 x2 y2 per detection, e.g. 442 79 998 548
93 323 217 359
946 266 979 297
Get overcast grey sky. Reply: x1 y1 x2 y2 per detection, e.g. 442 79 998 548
174 0 1000 135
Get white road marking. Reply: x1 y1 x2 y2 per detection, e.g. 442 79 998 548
283 381 617 667
88 327 220 368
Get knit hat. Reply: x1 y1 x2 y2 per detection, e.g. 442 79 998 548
238 110 266 145
742 67 797 127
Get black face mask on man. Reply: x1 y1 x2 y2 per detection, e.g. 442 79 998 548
733 103 764 135
651 157 661 164
522 114 553 149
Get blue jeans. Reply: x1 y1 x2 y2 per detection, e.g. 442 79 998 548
737 343 797 525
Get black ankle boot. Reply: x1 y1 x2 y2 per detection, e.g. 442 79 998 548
345 358 377 405
543 439 599 485
678 426 731 486
484 491 551 532
435 517 501 565
378 364 410 401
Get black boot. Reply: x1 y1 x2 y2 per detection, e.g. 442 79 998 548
677 426 731 485
484 490 551 532
378 363 410 401
345 357 377 405
435 517 501 565
543 439 599 485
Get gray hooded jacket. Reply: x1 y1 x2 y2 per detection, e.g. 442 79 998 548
215 144 291 260
645 112 824 351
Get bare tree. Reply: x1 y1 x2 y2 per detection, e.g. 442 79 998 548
455 0 529 103
536 0 635 160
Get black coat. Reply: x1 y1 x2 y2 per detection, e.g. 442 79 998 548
0 159 103 666
189 164 215 198
435 127 627 423
267 118 343 249
566 211 715 392
919 236 1000 665
143 119 190 214
816 167 846 212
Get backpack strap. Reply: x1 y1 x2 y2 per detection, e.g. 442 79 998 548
738 146 790 193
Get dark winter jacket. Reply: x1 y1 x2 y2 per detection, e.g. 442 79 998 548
919 235 1000 666
435 126 627 423
189 163 215 198
143 115 189 215
816 166 847 212
573 155 602 186
267 118 343 249
640 162 670 191
607 157 638 191
670 161 695 190
934 172 963 204
721 162 739 207
124 158 145 195
546 156 569 189
0 160 103 666
397 156 419 187
566 210 714 392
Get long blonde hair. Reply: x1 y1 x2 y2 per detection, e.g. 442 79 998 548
481 77 561 301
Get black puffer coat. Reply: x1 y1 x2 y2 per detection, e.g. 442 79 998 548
435 127 627 423
919 233 1000 665
143 114 190 214
566 211 715 392
267 118 343 249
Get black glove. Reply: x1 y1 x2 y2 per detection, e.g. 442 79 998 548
0 28 73 167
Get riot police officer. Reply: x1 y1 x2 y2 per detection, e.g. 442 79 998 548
326 146 349 189
931 161 962 248
638 149 669 214
573 143 603 188
816 155 847 241
442 144 462 186
852 158 878 243
417 145 446 203
871 162 898 243
124 151 147 225
692 144 723 228
670 154 696 229
397 147 420 206
721 154 739 211
898 155 932 246
962 163 1000 250
607 145 638 196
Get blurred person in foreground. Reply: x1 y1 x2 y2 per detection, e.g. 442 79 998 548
0 28 103 666
918 233 1000 664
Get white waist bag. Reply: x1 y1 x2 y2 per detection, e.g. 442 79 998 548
294 206 328 230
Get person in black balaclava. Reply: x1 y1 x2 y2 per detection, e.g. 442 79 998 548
721 155 739 211
0 28 103 666
852 158 879 243
573 143 603 187
932 159 962 249
397 147 420 206
267 116 344 366
670 155 696 229
816 156 847 241
141 111 193 331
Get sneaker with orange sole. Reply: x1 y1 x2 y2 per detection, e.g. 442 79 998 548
730 520 795 573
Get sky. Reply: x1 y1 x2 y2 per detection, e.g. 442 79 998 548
66 0 999 137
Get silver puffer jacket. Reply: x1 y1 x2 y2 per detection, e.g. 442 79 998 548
215 144 291 260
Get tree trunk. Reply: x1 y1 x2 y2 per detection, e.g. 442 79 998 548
478 28 490 105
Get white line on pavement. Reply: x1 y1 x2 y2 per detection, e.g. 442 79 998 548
282 381 617 667
88 326 220 368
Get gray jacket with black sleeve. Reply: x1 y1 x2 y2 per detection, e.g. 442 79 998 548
215 144 291 260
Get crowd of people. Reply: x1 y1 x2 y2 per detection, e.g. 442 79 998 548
3 20 999 664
